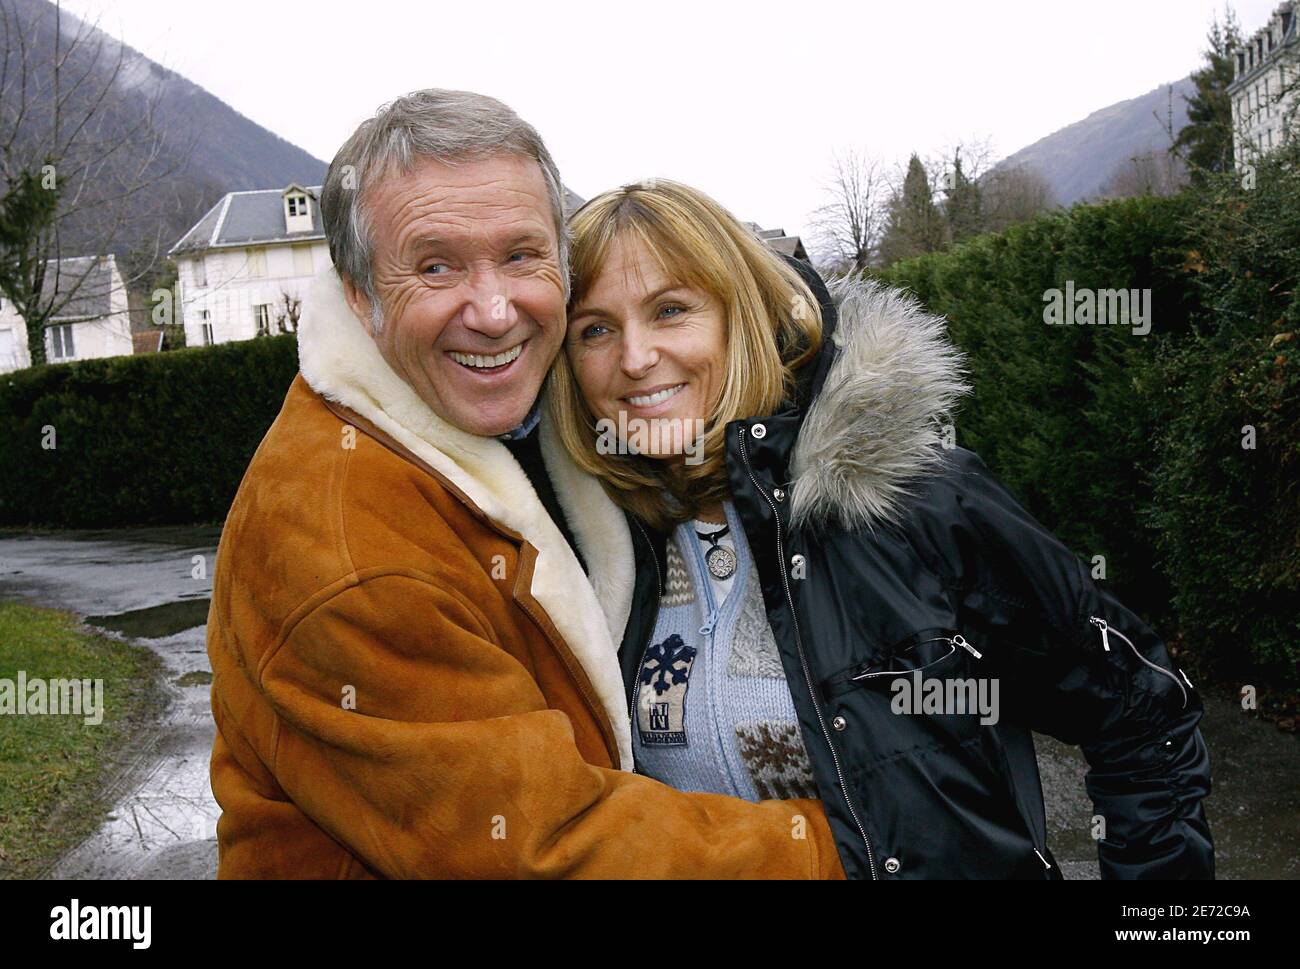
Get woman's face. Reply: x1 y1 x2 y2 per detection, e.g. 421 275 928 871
566 234 726 462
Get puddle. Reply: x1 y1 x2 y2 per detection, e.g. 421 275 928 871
85 599 211 639
174 670 213 687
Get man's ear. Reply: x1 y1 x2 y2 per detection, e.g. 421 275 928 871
341 275 377 335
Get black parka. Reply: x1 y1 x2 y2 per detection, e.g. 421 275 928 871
618 261 1215 880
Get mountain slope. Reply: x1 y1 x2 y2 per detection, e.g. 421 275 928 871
3 0 327 271
994 77 1194 206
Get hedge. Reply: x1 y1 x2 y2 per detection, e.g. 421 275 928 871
879 155 1298 689
0 334 299 527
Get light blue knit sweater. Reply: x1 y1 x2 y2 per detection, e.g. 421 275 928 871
631 501 818 801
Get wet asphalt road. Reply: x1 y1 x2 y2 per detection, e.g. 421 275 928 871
0 526 1294 880
0 527 221 879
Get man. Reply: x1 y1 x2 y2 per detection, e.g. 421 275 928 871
206 89 845 878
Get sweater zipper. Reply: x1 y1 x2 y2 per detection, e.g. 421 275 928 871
738 425 879 880
1088 615 1188 709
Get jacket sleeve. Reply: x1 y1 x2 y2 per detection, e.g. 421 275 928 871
245 571 846 879
942 448 1214 880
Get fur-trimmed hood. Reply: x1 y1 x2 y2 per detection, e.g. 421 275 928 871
788 277 972 534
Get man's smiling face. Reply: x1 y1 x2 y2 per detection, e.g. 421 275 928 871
343 152 566 436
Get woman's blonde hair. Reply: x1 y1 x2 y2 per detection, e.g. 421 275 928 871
548 179 823 530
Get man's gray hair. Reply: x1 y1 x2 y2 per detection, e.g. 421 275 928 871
320 89 570 314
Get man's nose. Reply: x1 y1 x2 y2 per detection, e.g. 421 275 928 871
458 270 519 338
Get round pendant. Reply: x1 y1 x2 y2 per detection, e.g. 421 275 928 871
705 544 737 580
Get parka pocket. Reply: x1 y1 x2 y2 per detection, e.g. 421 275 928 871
822 627 981 700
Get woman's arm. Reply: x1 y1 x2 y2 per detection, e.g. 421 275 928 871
940 447 1214 880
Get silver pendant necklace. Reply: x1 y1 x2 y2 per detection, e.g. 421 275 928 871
695 523 737 580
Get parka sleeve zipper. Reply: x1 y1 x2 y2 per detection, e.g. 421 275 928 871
737 425 879 880
1088 615 1189 709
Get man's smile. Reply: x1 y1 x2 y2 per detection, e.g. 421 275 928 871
446 340 527 374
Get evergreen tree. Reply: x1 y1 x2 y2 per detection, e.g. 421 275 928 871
944 147 984 244
1173 8 1244 180
879 154 946 266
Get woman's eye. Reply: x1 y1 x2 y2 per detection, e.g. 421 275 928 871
580 322 609 340
659 304 685 319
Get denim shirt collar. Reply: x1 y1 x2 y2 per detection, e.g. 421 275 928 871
496 397 543 442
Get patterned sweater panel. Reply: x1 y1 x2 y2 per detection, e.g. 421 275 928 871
631 501 818 801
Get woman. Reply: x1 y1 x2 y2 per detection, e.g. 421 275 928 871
548 179 1215 880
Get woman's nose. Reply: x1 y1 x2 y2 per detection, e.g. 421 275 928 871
620 334 659 378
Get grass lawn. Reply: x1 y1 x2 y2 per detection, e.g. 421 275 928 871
0 601 167 879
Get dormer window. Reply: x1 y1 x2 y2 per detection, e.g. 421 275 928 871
282 186 314 234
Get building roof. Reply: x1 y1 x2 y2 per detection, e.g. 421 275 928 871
563 187 586 217
40 255 119 323
170 186 325 255
1230 1 1298 92
173 183 589 257
744 222 810 262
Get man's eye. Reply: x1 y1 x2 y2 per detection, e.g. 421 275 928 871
423 263 449 275
507 251 533 263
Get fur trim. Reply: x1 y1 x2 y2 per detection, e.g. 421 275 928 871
297 267 634 771
789 277 971 534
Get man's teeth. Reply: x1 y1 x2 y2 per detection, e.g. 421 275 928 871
627 385 684 407
449 344 523 369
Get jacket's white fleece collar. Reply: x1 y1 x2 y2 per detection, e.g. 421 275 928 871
297 267 634 770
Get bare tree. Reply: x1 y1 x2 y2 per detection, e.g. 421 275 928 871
809 148 889 273
274 290 302 334
1099 151 1191 200
981 165 1057 233
0 0 193 366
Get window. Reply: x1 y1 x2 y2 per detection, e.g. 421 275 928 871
292 245 314 276
48 323 76 360
287 194 309 218
254 303 272 336
0 327 14 365
247 249 267 278
193 256 207 287
202 322 214 346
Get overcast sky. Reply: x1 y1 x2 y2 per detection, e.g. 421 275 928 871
61 0 1280 241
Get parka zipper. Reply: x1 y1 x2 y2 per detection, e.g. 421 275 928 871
1088 616 1188 709
738 425 879 880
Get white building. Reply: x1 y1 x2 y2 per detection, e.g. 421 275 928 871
170 184 330 347
1230 2 1299 166
169 182 807 349
0 254 133 373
